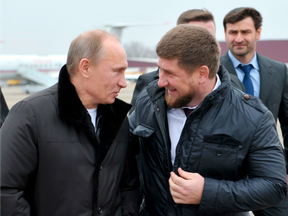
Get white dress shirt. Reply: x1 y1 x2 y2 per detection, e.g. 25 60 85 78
87 108 97 131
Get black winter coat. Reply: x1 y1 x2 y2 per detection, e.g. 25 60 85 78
0 87 9 127
129 66 287 216
1 65 140 216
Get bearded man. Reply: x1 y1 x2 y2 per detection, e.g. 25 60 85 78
129 24 287 216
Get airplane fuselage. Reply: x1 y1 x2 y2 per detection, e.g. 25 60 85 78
0 55 67 81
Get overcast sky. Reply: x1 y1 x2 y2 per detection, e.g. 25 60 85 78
1 0 287 55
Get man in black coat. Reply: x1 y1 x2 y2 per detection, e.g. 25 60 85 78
220 7 288 216
130 8 244 114
0 87 9 127
129 24 287 215
1 30 140 216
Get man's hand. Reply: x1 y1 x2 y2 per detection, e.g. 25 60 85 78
169 167 205 204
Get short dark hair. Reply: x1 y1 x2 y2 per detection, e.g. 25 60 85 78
223 7 262 30
156 24 220 78
177 8 215 25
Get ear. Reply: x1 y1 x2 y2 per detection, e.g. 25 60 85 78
224 29 227 41
79 58 90 78
198 65 209 84
256 27 261 41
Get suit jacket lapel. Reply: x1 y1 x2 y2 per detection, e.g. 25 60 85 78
221 52 237 76
257 54 274 104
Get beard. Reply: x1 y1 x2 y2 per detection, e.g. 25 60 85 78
165 87 195 108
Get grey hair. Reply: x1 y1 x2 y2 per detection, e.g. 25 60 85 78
66 30 118 76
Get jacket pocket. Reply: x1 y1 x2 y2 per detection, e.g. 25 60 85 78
203 134 241 146
198 134 242 180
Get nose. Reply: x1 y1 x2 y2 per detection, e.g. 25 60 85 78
235 33 244 43
158 69 168 88
118 73 127 88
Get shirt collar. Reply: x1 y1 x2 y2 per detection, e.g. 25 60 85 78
228 50 259 70
213 73 221 91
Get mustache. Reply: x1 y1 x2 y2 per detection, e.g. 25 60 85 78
233 42 247 45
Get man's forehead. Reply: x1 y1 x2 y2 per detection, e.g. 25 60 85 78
158 57 177 64
158 58 179 70
102 39 126 57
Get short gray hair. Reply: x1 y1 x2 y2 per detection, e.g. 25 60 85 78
66 30 118 76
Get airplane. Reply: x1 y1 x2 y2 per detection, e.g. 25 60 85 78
0 23 164 93
1 55 66 93
1 55 65 81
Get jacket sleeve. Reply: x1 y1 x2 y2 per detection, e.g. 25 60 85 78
0 87 9 128
278 64 288 173
1 101 38 216
198 110 288 215
120 117 140 216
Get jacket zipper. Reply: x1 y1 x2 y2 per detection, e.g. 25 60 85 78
155 101 173 215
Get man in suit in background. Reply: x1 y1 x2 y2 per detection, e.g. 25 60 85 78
130 8 244 114
220 7 288 216
0 87 9 128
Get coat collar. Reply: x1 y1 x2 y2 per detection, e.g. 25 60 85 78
58 64 132 148
196 65 231 111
